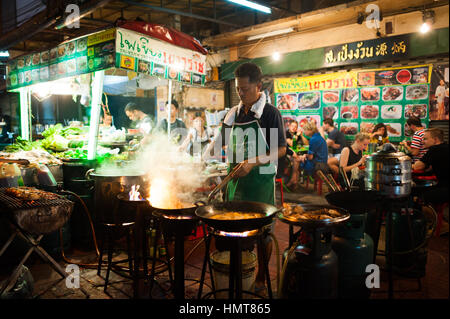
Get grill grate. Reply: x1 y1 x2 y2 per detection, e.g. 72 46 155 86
0 188 72 211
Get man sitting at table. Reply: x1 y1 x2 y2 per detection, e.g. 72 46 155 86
412 128 449 234
400 116 427 162
298 121 329 176
321 118 347 175
412 128 449 188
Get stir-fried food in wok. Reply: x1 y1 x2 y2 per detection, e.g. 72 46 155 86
4 187 60 201
210 212 265 220
282 203 342 220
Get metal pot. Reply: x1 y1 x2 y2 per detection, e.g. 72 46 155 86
85 168 148 223
364 144 412 198
47 164 63 183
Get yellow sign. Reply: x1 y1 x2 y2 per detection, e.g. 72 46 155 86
120 55 135 70
87 28 116 47
274 72 357 94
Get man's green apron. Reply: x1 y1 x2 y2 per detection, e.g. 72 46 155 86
226 119 276 205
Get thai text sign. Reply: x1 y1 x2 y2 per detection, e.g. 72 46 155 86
115 28 206 75
274 72 357 94
324 35 409 67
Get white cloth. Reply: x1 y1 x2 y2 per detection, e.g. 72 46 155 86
223 92 266 126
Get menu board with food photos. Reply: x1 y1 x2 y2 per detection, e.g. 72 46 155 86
6 28 116 90
274 64 432 142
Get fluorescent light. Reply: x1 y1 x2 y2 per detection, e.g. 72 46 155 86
227 0 271 14
247 27 294 41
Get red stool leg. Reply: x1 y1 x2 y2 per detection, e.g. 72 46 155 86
275 178 284 206
434 203 448 237
317 177 322 195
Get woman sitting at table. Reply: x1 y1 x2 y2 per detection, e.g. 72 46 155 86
370 123 389 147
298 121 328 177
285 120 308 188
339 132 370 189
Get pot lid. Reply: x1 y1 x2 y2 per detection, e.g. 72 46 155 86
367 143 411 161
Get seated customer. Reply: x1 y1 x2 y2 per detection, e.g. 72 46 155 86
370 123 389 147
400 116 427 163
285 120 306 187
413 128 449 189
179 116 210 156
321 118 347 174
298 121 328 176
339 132 370 189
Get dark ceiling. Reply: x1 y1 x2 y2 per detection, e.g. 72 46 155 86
0 0 351 55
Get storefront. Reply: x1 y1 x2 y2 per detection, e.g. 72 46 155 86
220 27 449 142
4 22 208 161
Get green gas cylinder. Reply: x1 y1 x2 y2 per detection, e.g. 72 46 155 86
385 207 428 278
332 213 374 299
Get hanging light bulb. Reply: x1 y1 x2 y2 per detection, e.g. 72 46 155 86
420 21 431 33
420 10 435 34
272 51 281 61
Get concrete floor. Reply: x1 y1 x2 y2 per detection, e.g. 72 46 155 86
0 182 448 300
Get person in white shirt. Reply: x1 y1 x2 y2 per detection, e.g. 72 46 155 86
435 79 446 120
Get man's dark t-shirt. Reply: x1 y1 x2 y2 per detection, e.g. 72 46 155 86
420 142 449 187
327 128 346 155
220 103 287 152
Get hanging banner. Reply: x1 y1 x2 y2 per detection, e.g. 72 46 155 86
274 65 432 142
6 29 116 91
115 28 206 85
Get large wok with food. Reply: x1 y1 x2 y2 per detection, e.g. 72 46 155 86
195 200 280 232
278 203 350 228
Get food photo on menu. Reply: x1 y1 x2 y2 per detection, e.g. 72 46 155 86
405 104 427 118
297 91 320 109
341 88 359 102
322 90 340 104
382 86 404 101
340 105 358 119
340 122 359 136
405 84 429 100
277 93 297 110
323 105 338 119
381 105 402 119
360 87 380 101
360 105 379 119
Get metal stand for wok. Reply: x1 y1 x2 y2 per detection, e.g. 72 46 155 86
0 222 67 296
198 227 273 300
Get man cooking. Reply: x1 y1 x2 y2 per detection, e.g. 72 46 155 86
125 102 154 148
205 62 287 293
125 102 154 135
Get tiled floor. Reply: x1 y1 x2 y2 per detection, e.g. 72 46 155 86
0 183 448 299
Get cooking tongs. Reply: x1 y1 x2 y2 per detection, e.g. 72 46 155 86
207 162 244 203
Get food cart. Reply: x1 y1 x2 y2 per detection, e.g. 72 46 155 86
4 21 208 166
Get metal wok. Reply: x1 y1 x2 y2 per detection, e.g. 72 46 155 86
278 203 349 229
325 190 381 214
195 200 280 232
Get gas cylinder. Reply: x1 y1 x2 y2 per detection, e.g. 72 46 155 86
385 207 428 278
279 228 338 299
332 213 374 299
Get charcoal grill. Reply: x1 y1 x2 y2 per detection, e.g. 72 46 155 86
0 187 74 295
